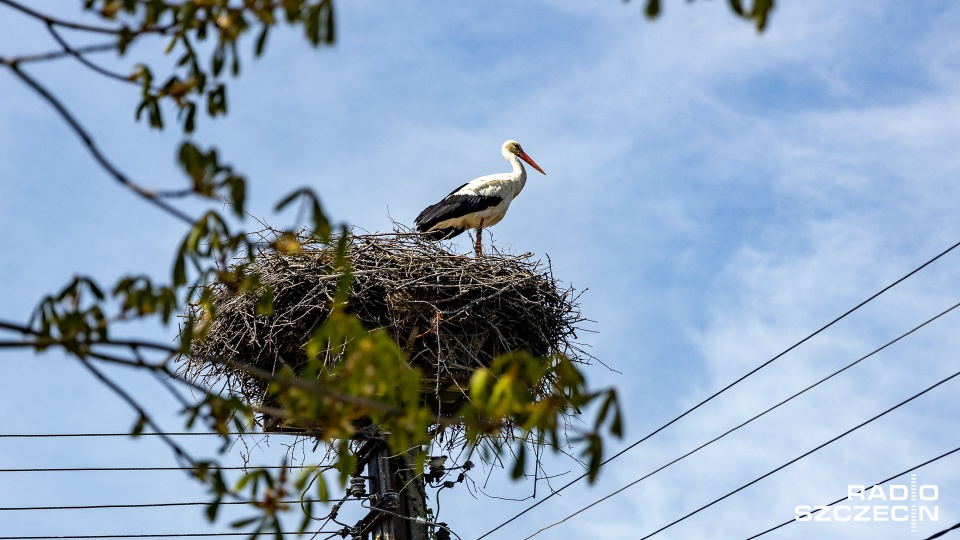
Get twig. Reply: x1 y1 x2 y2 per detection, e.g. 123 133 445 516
6 42 116 65
0 61 194 224
0 0 174 35
76 356 197 468
47 23 134 85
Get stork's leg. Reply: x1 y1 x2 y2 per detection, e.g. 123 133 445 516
473 219 486 257
474 228 483 257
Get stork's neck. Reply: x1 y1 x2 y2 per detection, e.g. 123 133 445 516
505 151 527 194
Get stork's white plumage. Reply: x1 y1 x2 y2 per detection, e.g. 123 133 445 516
415 140 546 256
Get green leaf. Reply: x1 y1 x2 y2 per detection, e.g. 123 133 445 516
85 278 105 300
255 288 275 316
254 26 270 56
207 84 228 117
235 470 254 492
306 4 322 45
212 42 225 77
130 414 147 436
224 176 247 216
181 102 197 133
230 40 241 76
645 0 660 18
274 188 304 212
585 433 603 482
274 187 332 239
469 369 491 403
148 100 163 129
751 0 774 31
172 245 187 287
117 27 135 55
324 0 336 44
230 517 259 529
316 473 329 501
310 195 331 239
205 497 222 522
511 444 526 479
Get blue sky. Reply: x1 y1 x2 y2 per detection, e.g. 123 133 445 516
1 1 959 538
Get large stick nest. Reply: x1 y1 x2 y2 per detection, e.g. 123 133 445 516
180 230 589 427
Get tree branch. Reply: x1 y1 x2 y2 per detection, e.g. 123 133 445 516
47 23 134 85
6 42 116 65
76 355 197 467
0 0 171 35
0 319 416 417
0 61 195 224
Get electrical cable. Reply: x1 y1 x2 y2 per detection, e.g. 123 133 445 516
0 465 321 473
0 432 324 438
360 499 463 540
633 369 960 540
745 444 960 538
521 300 960 538
476 236 960 539
924 521 960 540
0 533 342 540
0 499 342 512
310 494 353 540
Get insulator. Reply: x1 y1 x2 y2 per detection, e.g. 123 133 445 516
429 464 446 476
435 523 452 540
382 491 400 511
348 476 367 498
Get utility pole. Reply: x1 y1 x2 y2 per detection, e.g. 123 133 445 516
350 434 427 540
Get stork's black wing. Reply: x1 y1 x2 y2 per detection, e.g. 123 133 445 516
419 226 467 240
415 191 503 232
444 181 471 197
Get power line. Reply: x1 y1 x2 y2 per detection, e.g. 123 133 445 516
0 533 342 540
0 465 326 473
476 237 960 539
746 444 960 538
0 499 346 512
925 521 960 540
521 300 960 539
634 369 960 540
0 432 228 438
0 432 323 438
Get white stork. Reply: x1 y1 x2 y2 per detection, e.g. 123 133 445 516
415 140 546 256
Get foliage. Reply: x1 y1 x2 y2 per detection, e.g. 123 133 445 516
642 0 775 32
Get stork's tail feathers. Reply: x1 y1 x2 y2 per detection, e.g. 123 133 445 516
417 226 466 240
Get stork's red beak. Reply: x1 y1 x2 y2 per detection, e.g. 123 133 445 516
519 152 546 175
